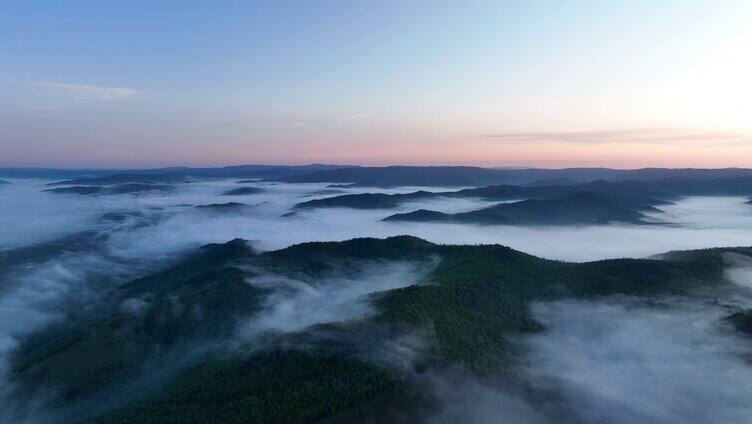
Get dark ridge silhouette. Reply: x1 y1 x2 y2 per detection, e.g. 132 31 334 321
294 179 674 211
194 202 254 213
45 185 104 195
45 183 175 195
222 187 264 196
384 192 661 225
276 165 752 187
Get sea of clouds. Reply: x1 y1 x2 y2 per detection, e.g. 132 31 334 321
1 178 752 422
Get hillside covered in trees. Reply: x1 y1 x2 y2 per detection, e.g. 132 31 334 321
5 236 750 423
383 192 662 225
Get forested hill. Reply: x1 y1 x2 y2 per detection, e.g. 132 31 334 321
45 183 176 196
7 236 750 423
383 192 662 225
294 176 752 212
294 179 674 211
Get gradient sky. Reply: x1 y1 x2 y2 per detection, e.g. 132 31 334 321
1 1 751 168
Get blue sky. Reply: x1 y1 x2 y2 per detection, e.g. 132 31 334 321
1 1 751 168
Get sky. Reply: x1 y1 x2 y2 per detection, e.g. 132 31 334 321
1 0 751 169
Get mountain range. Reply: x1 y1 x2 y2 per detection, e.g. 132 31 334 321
4 165 752 188
276 166 752 187
292 176 752 225
45 183 177 196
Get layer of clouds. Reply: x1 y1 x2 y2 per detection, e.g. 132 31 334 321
431 294 752 424
0 181 449 420
2 178 752 421
477 128 752 145
36 82 139 101
242 259 437 339
427 370 548 424
724 252 752 290
522 298 752 424
0 180 103 251
0 241 163 422
8 179 752 262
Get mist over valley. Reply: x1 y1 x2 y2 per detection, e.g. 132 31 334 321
0 165 751 423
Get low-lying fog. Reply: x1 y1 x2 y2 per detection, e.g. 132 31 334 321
4 178 750 261
242 259 437 339
2 178 752 422
430 296 752 424
523 298 752 424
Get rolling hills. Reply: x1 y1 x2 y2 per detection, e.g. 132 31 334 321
293 179 675 211
193 202 256 213
221 187 264 196
6 236 749 422
295 175 752 212
383 192 662 225
44 165 349 186
45 183 176 196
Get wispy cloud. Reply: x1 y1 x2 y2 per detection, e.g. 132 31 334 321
21 104 63 112
208 120 247 127
475 129 752 145
342 113 372 120
209 121 307 128
27 14 74 25
37 82 139 101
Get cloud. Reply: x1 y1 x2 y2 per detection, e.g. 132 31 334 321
0 235 169 422
241 259 436 340
88 180 752 262
724 252 752 290
430 292 752 424
342 113 373 120
0 182 102 252
208 120 247 127
21 105 63 112
427 370 548 424
38 82 139 101
476 128 752 145
522 297 752 424
209 121 307 128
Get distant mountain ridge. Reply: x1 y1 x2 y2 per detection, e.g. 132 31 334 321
45 164 349 185
294 176 752 212
5 164 752 187
45 183 176 195
222 187 264 196
275 165 752 187
384 192 661 225
194 202 256 213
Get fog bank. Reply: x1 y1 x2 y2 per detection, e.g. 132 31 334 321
523 298 752 424
242 259 437 339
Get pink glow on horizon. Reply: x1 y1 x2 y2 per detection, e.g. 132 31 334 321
9 141 751 169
